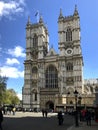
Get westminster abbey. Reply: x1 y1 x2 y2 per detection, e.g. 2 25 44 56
22 6 97 111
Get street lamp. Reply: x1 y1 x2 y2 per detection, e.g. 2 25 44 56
78 96 82 105
74 89 79 127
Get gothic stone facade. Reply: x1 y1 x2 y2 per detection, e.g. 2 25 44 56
22 7 95 111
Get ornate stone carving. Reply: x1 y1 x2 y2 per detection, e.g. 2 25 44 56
31 48 38 59
66 77 74 85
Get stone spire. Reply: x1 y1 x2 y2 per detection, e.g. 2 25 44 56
73 5 79 16
27 16 31 25
58 8 63 19
39 15 43 23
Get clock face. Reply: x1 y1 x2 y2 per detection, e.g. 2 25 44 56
66 48 73 55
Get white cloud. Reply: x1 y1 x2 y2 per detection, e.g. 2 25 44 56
8 46 25 58
0 66 24 78
19 0 25 5
0 0 26 18
17 93 22 100
6 58 20 65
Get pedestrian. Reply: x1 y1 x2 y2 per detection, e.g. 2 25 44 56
42 109 45 117
0 108 3 130
85 110 91 126
91 110 95 120
45 109 48 117
81 109 86 121
12 107 16 115
57 111 64 125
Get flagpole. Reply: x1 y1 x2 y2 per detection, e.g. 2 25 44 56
35 10 39 23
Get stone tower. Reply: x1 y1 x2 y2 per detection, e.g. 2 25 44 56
22 16 49 109
58 6 83 95
22 6 84 111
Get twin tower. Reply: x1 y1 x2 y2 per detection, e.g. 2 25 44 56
22 6 84 111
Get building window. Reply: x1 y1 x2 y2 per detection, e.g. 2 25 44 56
33 34 38 48
66 63 73 71
45 65 58 88
35 92 37 101
32 67 38 79
32 89 37 101
66 28 72 41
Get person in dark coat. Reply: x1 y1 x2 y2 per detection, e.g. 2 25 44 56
0 108 3 130
44 109 48 117
42 109 45 117
57 111 64 125
85 110 91 126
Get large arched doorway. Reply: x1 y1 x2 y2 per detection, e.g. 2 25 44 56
45 101 54 110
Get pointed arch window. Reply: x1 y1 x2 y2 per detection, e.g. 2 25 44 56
33 34 38 48
45 65 58 88
66 28 72 41
66 63 73 71
34 92 37 101
32 67 38 79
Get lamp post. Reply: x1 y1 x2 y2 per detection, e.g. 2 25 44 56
74 89 79 127
79 96 82 104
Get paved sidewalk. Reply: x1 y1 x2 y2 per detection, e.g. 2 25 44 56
2 112 74 130
3 111 57 117
68 120 98 130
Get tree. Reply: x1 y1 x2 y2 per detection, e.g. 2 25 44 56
9 89 20 105
0 75 8 105
3 89 20 105
0 75 8 90
0 73 20 105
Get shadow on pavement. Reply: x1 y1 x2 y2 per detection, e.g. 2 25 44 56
2 114 74 130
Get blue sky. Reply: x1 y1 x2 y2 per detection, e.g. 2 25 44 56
0 0 98 99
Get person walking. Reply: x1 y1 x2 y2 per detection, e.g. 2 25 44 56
0 108 3 130
57 111 64 125
45 109 48 117
85 110 91 126
12 107 16 115
42 109 45 117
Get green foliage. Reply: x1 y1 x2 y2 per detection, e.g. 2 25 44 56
3 89 20 105
0 75 20 105
0 76 8 91
0 76 8 104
